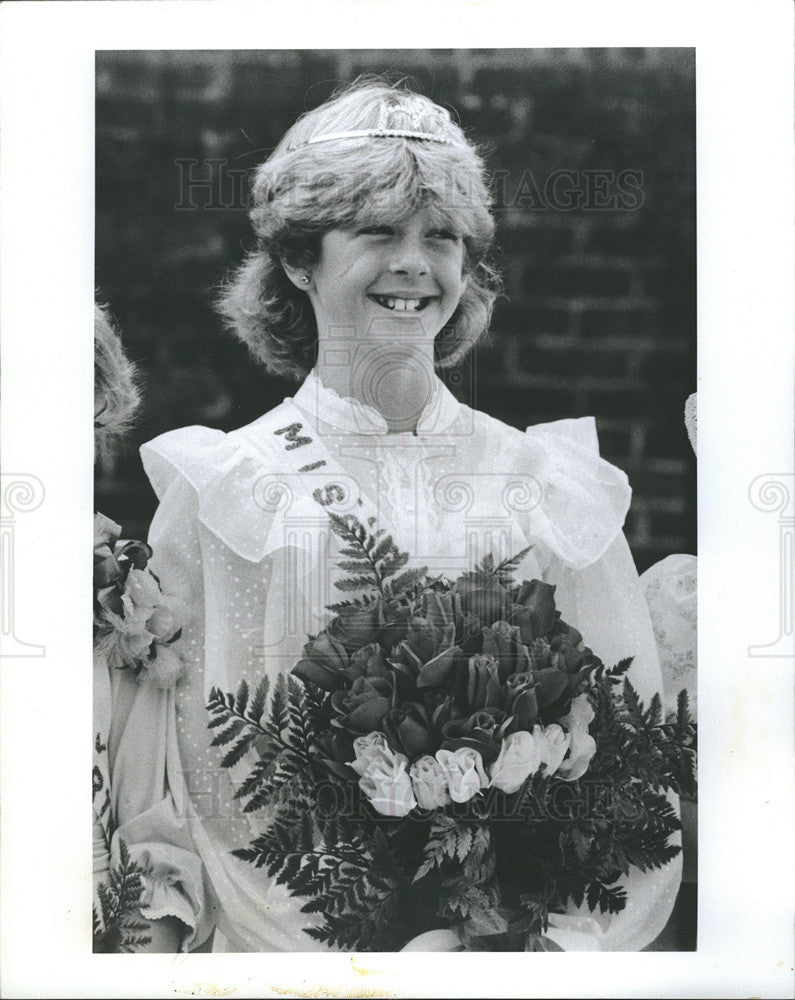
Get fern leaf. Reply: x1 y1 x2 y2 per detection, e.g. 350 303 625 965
235 678 250 718
250 675 271 725
336 559 376 573
386 567 428 595
645 692 662 727
220 733 257 769
370 534 396 564
269 673 289 732
334 575 381 592
210 717 248 747
608 656 634 679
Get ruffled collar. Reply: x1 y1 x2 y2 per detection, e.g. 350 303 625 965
291 368 462 437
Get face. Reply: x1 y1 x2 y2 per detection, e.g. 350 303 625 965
303 207 466 344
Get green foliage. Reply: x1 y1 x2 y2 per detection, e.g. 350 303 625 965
92 840 152 953
326 513 423 602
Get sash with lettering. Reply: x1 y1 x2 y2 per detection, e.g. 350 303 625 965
231 400 423 647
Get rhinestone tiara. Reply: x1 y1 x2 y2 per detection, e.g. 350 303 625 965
294 128 461 149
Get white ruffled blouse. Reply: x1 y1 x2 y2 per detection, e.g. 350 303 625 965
105 370 681 952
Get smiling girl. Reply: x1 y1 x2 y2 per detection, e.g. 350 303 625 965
106 81 681 952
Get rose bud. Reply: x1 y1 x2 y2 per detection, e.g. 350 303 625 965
532 669 569 711
387 640 424 699
505 675 539 730
466 654 501 711
382 703 434 759
455 576 509 625
557 724 597 782
349 731 392 776
358 750 416 817
532 723 570 777
561 693 596 730
330 675 394 735
513 579 557 638
441 707 511 766
349 643 390 681
329 602 380 652
293 632 351 691
482 621 527 681
417 645 461 689
489 730 541 794
409 756 452 810
552 638 586 674
435 747 489 803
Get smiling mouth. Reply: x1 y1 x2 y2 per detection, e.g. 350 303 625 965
368 294 436 313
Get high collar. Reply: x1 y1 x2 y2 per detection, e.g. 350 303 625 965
291 367 462 437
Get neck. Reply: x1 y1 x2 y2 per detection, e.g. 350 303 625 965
315 340 436 434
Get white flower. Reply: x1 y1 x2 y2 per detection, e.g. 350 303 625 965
435 747 489 803
146 605 179 641
557 694 597 782
125 568 163 611
557 724 597 782
489 731 541 794
358 749 416 817
562 693 595 730
409 756 452 809
532 723 570 777
349 732 392 777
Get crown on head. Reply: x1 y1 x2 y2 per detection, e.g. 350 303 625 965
288 99 464 151
302 128 459 147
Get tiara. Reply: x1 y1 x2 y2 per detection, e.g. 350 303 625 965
296 128 461 148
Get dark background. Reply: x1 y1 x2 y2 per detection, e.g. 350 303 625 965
95 48 696 573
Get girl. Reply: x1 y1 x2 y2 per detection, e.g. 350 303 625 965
108 81 681 952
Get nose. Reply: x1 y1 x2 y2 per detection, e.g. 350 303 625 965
388 236 429 277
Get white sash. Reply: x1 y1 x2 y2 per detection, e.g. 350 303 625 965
234 399 406 550
230 401 425 652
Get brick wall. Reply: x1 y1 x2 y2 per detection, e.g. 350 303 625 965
95 48 696 572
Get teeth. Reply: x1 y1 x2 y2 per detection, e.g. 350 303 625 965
375 296 425 312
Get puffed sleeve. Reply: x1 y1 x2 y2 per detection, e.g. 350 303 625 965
527 418 683 950
103 472 214 951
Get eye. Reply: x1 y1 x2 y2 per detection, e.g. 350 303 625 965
427 228 460 242
356 225 394 237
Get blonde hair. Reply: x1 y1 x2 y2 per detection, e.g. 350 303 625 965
94 303 141 444
218 80 500 379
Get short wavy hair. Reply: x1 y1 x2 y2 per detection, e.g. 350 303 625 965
94 302 141 445
217 79 501 380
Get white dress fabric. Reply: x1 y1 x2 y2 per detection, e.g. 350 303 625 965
107 369 681 952
640 554 697 716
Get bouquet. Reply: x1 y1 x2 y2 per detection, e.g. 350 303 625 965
93 512 184 688
208 515 696 951
93 512 185 952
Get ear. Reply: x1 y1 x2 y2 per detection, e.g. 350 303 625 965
281 261 313 291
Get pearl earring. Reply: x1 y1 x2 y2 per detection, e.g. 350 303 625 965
300 274 310 285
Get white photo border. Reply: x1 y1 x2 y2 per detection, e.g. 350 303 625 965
1 1 793 997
